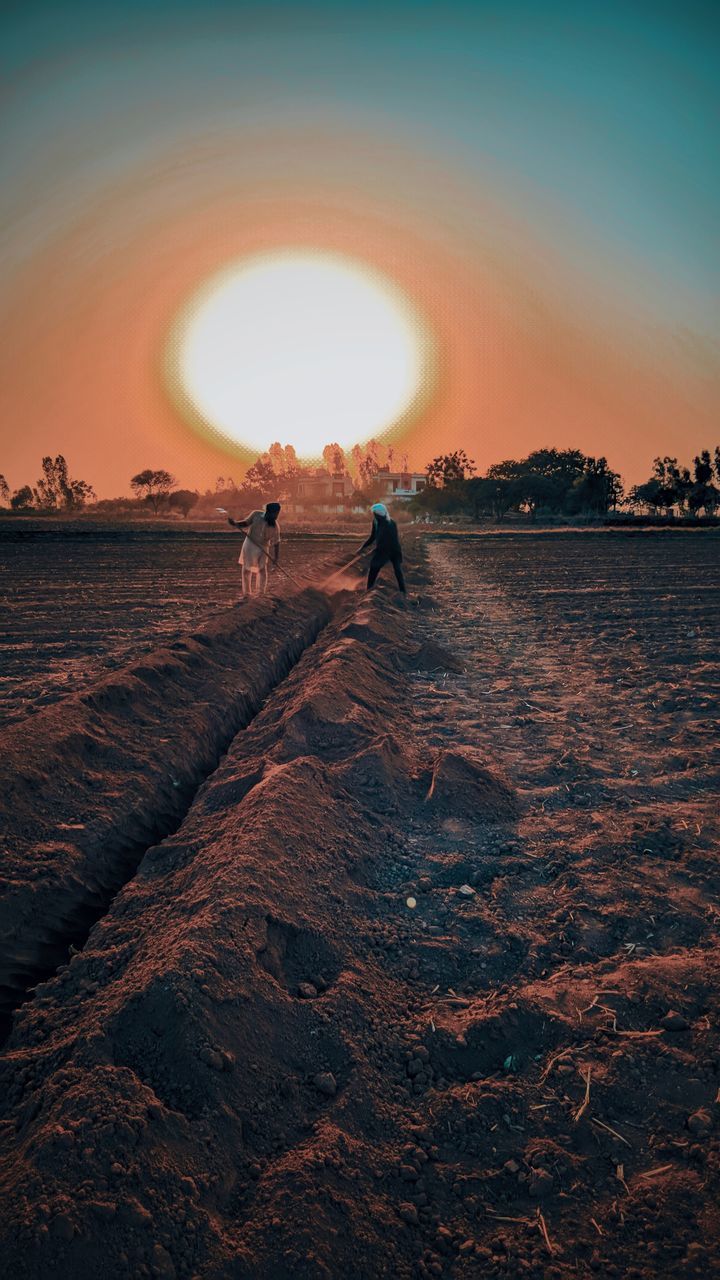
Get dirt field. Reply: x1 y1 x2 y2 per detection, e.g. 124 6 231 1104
1 531 719 1279
0 529 350 726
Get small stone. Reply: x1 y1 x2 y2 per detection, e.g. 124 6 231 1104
400 1164 419 1181
458 884 475 897
661 1010 689 1031
297 983 318 1000
406 897 417 910
504 1158 520 1175
687 1109 712 1136
313 1072 337 1097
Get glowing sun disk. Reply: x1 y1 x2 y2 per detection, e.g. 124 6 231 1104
167 250 431 459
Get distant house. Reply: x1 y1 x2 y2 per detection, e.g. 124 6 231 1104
287 469 355 515
374 468 427 501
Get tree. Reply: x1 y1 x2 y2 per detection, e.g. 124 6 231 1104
358 452 380 491
130 469 176 514
465 476 514 520
511 472 561 519
426 450 476 487
567 456 623 514
34 455 95 510
168 488 199 518
10 485 34 510
649 456 695 515
268 442 286 475
322 443 347 477
687 450 719 516
283 444 300 476
694 450 713 486
0 474 9 506
242 458 278 493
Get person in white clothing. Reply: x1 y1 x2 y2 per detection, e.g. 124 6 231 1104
228 502 281 597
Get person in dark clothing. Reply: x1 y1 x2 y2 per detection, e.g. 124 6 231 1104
359 502 406 593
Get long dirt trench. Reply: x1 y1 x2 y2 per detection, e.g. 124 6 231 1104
1 540 718 1280
0 585 340 1028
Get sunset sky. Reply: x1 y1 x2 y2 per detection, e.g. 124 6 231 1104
1 0 718 497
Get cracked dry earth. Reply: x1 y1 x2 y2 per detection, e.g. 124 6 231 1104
1 531 719 1280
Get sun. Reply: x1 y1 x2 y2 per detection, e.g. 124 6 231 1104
166 249 433 460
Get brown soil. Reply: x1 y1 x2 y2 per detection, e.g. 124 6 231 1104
0 532 349 726
1 532 719 1279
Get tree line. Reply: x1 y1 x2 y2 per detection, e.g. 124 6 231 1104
409 446 720 520
0 456 95 512
0 440 392 517
3 442 719 520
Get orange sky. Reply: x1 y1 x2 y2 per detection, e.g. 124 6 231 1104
1 133 717 498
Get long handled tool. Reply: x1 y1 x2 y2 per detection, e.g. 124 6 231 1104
217 508 304 590
321 547 369 589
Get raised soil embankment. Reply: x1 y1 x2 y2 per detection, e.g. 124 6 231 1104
0 588 334 1023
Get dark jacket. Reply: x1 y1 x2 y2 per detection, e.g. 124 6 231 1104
361 515 402 560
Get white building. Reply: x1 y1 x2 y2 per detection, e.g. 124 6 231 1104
375 469 427 501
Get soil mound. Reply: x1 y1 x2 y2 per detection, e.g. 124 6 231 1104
0 589 333 1021
425 747 519 822
0 592 422 1280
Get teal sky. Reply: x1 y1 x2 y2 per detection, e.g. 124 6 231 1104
2 0 718 328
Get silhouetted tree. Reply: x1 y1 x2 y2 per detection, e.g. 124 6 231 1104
33 455 95 510
0 474 9 506
650 456 689 514
413 446 622 520
426 450 476 487
10 485 34 510
567 456 623 514
628 479 664 514
168 489 199 518
130 469 176 514
465 476 514 520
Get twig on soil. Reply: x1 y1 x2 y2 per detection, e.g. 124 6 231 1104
590 1218 603 1236
639 1164 673 1179
539 1042 591 1084
486 1213 532 1224
614 1029 663 1038
591 1117 631 1147
574 1067 592 1122
537 1210 557 1256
